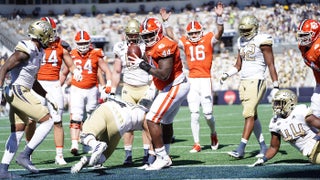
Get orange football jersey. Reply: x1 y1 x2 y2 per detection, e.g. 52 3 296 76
180 32 215 78
38 38 68 81
299 38 320 83
70 48 104 89
145 36 183 90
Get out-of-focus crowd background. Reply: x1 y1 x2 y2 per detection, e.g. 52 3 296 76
0 0 318 114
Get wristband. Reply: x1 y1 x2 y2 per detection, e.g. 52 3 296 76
139 61 151 73
273 81 279 88
262 156 268 162
226 66 238 77
111 87 116 94
216 16 224 25
162 21 170 28
106 80 112 87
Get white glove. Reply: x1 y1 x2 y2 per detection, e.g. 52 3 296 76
0 87 3 101
145 85 157 100
269 88 279 100
73 68 82 82
128 54 143 67
248 158 265 167
220 73 229 85
45 93 58 113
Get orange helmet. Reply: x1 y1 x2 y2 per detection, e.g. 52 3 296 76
140 17 163 47
41 17 57 40
297 19 319 46
74 30 91 54
186 21 203 42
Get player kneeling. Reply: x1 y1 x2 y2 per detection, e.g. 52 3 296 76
71 97 154 173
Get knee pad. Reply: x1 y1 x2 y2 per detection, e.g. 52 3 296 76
70 120 82 129
204 113 212 120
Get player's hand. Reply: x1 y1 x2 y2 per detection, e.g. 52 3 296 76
145 85 156 100
128 53 143 67
269 88 279 100
220 73 229 85
160 8 171 21
248 158 265 167
45 93 58 113
73 68 82 82
215 1 224 16
104 81 112 94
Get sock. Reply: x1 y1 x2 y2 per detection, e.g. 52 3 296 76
155 146 167 157
56 146 63 157
27 118 53 150
0 163 9 172
253 119 267 150
206 116 216 134
164 144 170 154
190 112 200 143
1 131 24 165
22 146 34 157
236 138 247 154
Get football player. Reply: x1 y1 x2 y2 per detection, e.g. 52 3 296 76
250 89 320 167
70 96 151 173
111 19 156 166
69 30 113 156
0 20 57 178
128 17 190 170
160 2 223 153
297 19 320 118
220 15 279 159
24 17 82 165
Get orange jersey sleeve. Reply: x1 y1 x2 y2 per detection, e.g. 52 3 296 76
299 38 320 83
146 37 183 90
70 48 104 89
180 32 215 78
37 39 65 81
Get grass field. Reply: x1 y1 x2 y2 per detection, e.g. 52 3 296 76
0 104 319 179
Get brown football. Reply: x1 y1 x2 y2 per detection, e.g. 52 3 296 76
127 43 142 58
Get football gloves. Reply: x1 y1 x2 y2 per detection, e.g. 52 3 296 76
73 68 82 82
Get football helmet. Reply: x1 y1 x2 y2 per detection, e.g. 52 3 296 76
297 19 319 46
238 15 259 40
272 89 297 117
41 17 57 41
28 20 54 48
74 30 91 54
140 17 163 47
125 19 140 44
186 21 203 43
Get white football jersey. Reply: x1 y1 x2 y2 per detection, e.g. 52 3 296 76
269 104 317 156
112 41 149 86
237 33 273 80
105 98 145 136
11 40 44 89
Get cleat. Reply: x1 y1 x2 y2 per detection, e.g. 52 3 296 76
211 133 219 150
71 156 88 174
70 148 79 156
0 171 21 179
16 153 39 173
137 164 149 170
228 150 244 159
189 144 201 153
123 156 133 166
55 155 67 165
89 142 107 166
145 155 172 171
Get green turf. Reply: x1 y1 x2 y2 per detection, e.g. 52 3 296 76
0 104 319 179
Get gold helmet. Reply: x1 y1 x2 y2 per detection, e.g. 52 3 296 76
238 15 259 40
125 19 140 44
272 89 297 117
28 20 54 48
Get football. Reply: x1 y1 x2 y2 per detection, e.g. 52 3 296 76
127 43 142 58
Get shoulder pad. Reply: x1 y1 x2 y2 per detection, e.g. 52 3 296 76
61 40 72 52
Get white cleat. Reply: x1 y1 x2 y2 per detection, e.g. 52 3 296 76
55 155 67 165
71 156 88 174
145 156 172 171
89 142 107 166
137 164 149 170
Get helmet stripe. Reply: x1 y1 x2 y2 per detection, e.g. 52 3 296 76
299 19 307 31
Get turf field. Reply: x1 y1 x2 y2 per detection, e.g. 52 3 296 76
0 104 319 179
